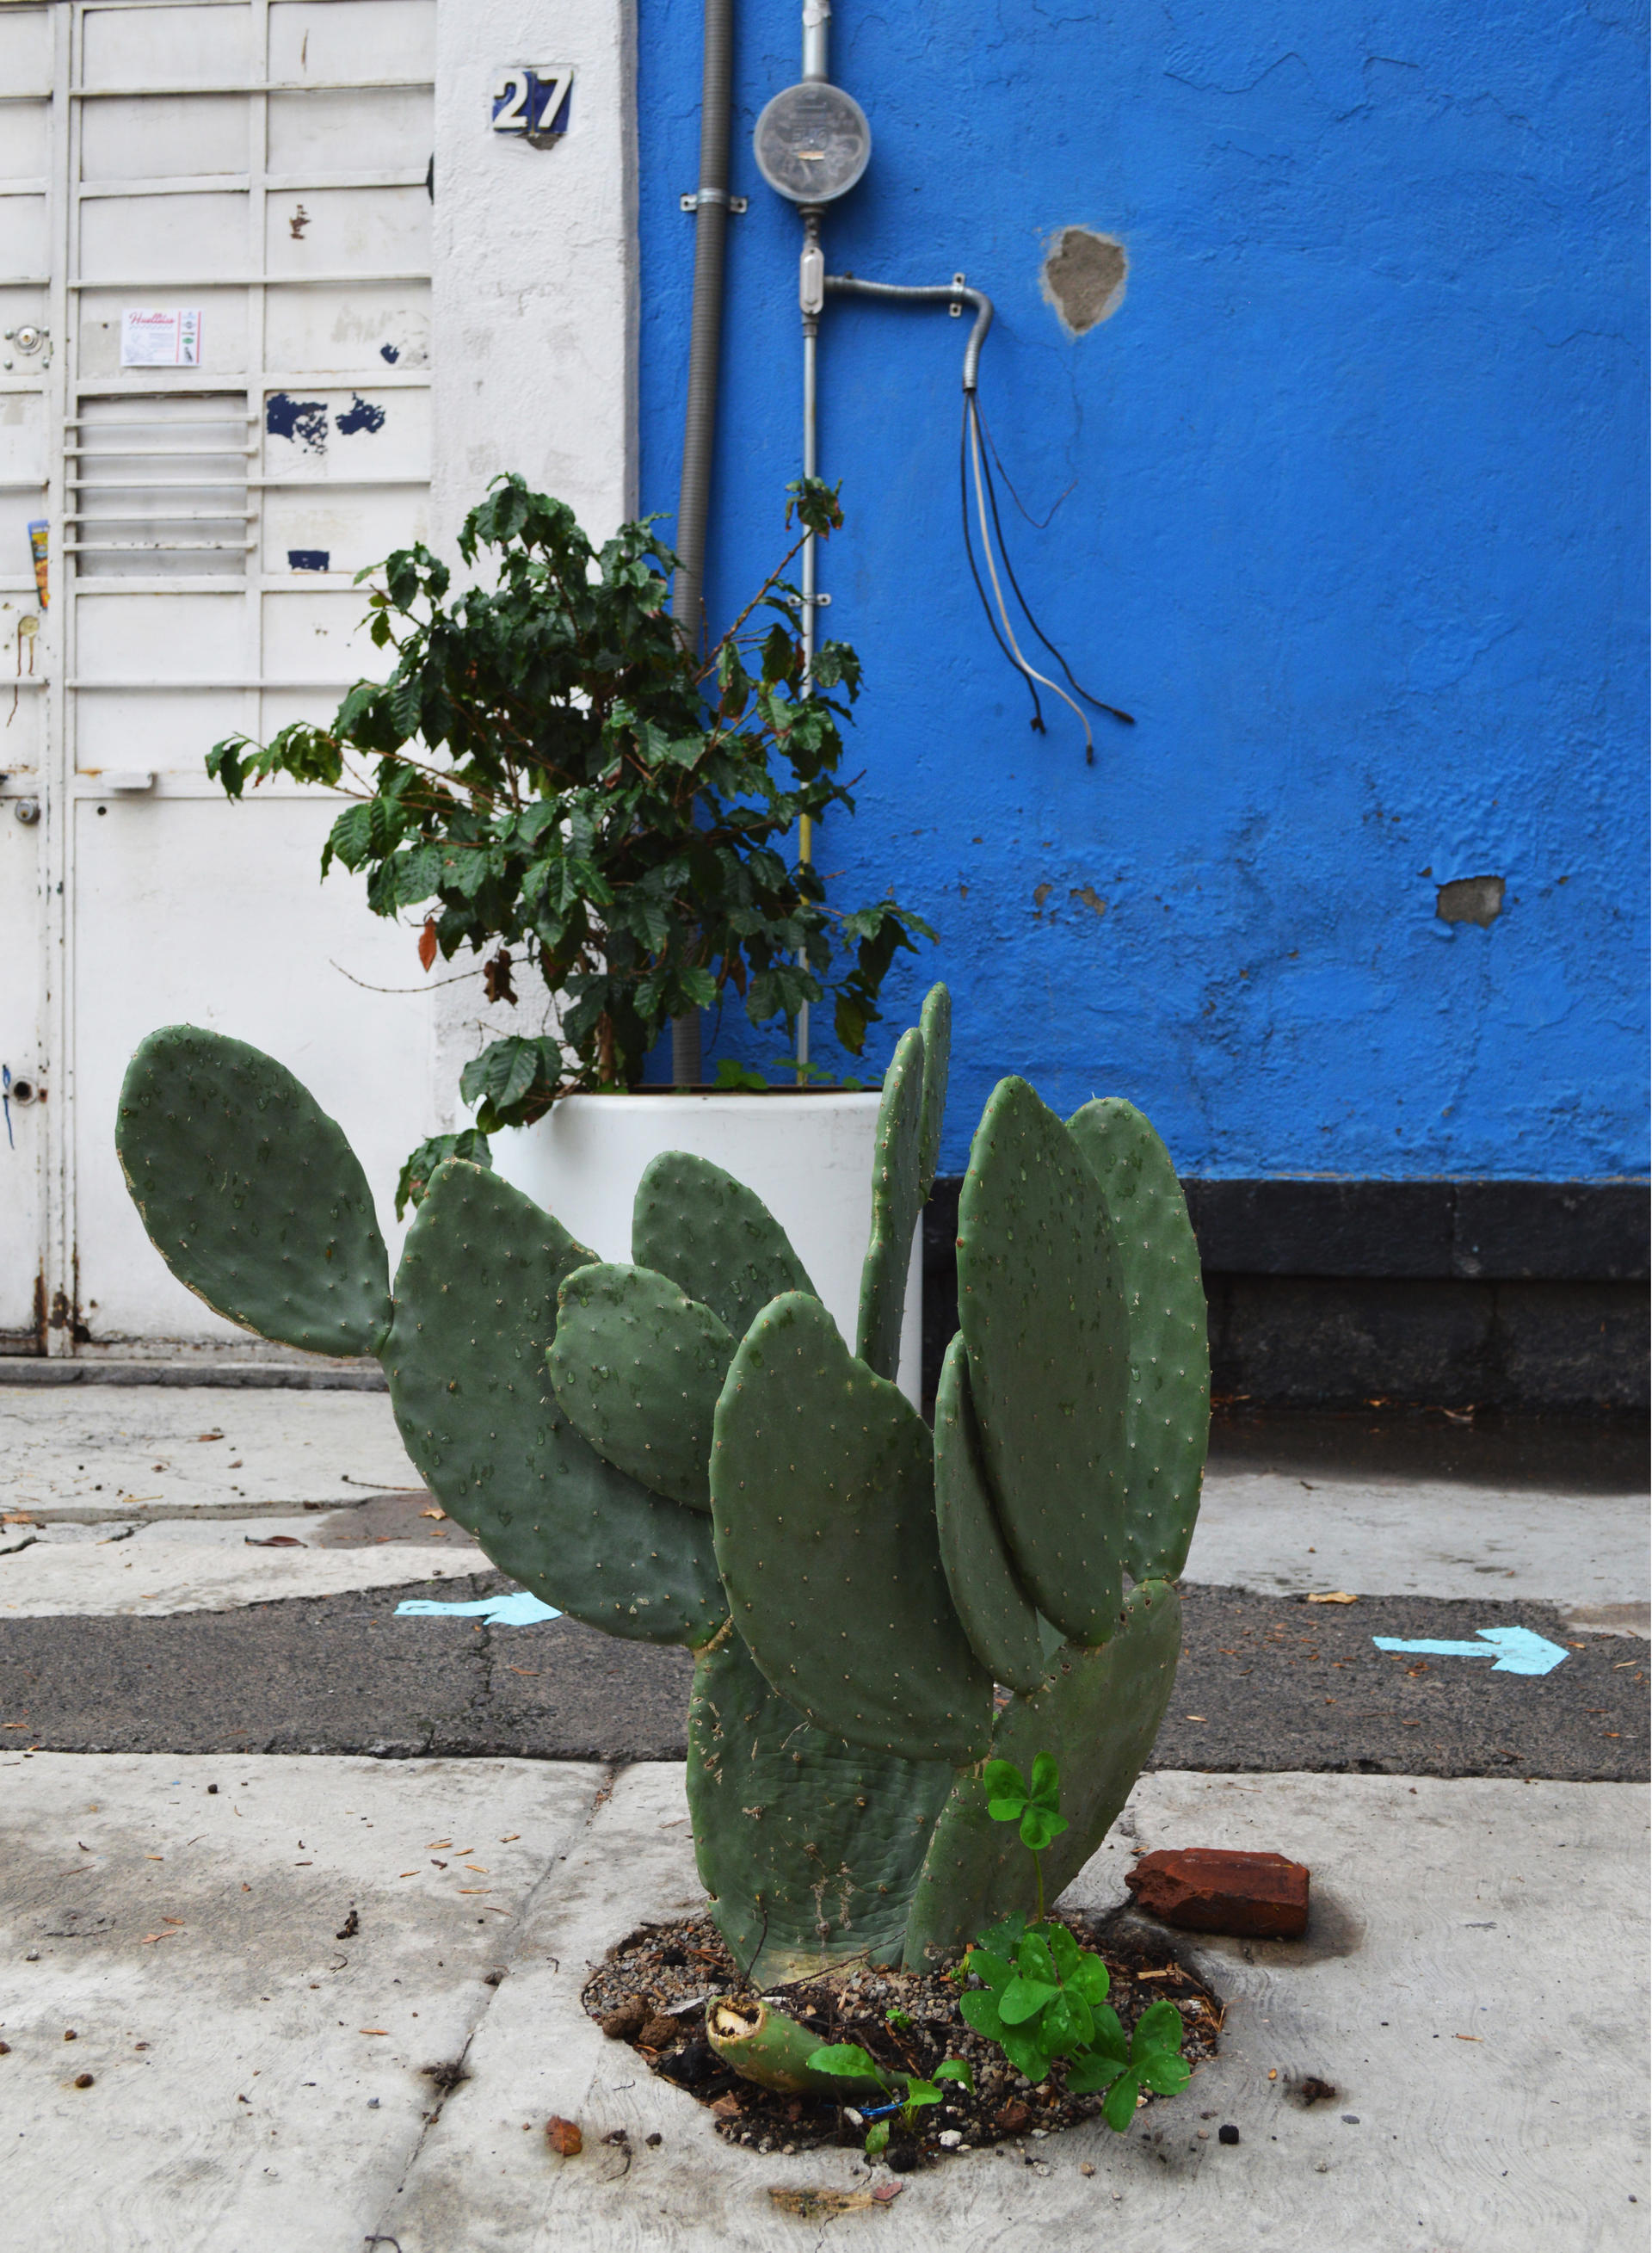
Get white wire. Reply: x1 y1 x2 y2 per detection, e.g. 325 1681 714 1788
966 396 1093 760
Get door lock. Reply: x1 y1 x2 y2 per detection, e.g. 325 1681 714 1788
1 324 51 371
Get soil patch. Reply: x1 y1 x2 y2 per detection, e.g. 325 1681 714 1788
581 1908 1224 2169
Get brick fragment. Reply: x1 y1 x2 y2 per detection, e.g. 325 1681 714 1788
1125 1846 1310 1938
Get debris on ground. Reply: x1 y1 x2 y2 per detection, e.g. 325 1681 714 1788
546 2115 583 2156
1126 1847 1310 1939
767 2182 903 2218
581 1908 1224 2168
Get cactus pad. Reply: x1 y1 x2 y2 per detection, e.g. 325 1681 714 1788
687 1630 952 1983
955 1076 1129 1645
917 981 952 1201
384 1162 727 1647
901 1580 1183 1966
854 1023 925 1382
547 1262 733 1511
115 1026 391 1356
933 1333 1049 1695
1067 1098 1211 1582
632 1150 817 1336
711 1292 992 1764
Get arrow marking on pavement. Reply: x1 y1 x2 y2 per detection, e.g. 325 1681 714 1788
1371 1626 1569 1677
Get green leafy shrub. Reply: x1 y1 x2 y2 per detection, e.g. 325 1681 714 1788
206 474 930 1205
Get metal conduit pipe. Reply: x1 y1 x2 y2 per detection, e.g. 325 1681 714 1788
669 0 736 1087
821 275 995 391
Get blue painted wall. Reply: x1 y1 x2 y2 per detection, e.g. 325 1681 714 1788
636 0 1649 1181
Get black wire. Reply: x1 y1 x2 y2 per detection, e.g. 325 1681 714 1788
974 395 1136 728
959 395 1045 733
983 417 1075 531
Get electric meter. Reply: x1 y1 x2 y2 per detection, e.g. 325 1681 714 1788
752 81 872 204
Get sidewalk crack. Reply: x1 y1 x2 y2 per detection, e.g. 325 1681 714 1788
364 1756 626 2230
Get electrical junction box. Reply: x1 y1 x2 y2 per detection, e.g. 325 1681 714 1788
491 68 573 147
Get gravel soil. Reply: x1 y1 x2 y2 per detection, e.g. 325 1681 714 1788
581 1907 1224 2170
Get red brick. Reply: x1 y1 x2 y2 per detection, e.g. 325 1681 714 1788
1125 1847 1310 1938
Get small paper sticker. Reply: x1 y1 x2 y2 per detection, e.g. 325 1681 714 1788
121 309 201 367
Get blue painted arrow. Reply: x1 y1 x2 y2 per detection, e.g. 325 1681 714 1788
395 1590 561 1627
1372 1626 1569 1677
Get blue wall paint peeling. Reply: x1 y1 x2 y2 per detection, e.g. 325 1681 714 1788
637 1 1648 1180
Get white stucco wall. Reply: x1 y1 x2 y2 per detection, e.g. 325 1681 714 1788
428 0 639 1133
431 0 638 546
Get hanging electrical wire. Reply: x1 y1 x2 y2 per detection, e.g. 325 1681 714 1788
961 390 1134 764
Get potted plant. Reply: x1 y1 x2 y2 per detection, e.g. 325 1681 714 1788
206 475 932 1387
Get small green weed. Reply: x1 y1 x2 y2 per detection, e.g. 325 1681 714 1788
956 1755 1190 2132
805 2044 974 2157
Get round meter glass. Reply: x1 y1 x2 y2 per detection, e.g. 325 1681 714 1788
753 82 872 204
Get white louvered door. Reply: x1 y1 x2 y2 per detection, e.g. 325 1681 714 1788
2 0 441 1355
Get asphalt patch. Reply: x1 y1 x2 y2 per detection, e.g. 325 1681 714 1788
1161 1585 1647 1781
0 1577 1643 1777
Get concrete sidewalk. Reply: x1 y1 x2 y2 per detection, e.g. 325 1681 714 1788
3 1752 1645 2251
4 1386 1646 1626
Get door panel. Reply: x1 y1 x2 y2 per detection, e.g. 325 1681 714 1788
23 0 438 1355
0 3 53 1348
74 793 432 1345
81 5 254 90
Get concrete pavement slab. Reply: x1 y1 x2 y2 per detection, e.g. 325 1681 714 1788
0 1750 604 2252
374 1762 1649 2253
0 1516 484 1618
1187 1466 1649 1619
0 1385 420 1520
3 1756 1645 2249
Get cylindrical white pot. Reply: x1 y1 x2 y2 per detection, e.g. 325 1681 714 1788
491 1091 923 1404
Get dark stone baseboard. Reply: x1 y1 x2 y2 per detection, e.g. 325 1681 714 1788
1204 1274 1648 1411
924 1176 1650 1413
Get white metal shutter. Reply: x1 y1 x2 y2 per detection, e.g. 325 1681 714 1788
6 0 440 1356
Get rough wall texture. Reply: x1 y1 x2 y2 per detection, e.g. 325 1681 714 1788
635 0 1648 1183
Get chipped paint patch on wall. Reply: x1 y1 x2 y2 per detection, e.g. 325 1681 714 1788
1042 228 1127 334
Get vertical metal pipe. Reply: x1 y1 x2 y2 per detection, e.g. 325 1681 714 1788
796 205 823 1073
669 0 735 1086
802 0 830 82
670 0 735 651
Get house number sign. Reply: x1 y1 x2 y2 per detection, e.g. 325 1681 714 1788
491 67 572 147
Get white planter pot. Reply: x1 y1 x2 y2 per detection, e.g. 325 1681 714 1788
491 1091 922 1404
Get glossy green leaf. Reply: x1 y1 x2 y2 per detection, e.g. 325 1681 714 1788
1138 2050 1192 2096
1028 1750 1061 1811
1043 1989 1094 2053
1132 1999 1187 2060
965 1947 1014 1991
1000 2027 1054 2082
806 2044 888 2086
1063 2049 1118 2097
1101 2069 1141 2132
959 1990 1007 2043
1070 1955 1112 2008
1000 1975 1060 2026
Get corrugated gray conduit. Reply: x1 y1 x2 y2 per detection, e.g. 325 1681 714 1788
669 0 736 1088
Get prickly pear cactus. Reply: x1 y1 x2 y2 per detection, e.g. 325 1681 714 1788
113 985 1208 2029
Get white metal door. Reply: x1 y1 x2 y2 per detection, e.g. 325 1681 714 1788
0 2 57 1348
5 0 440 1356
